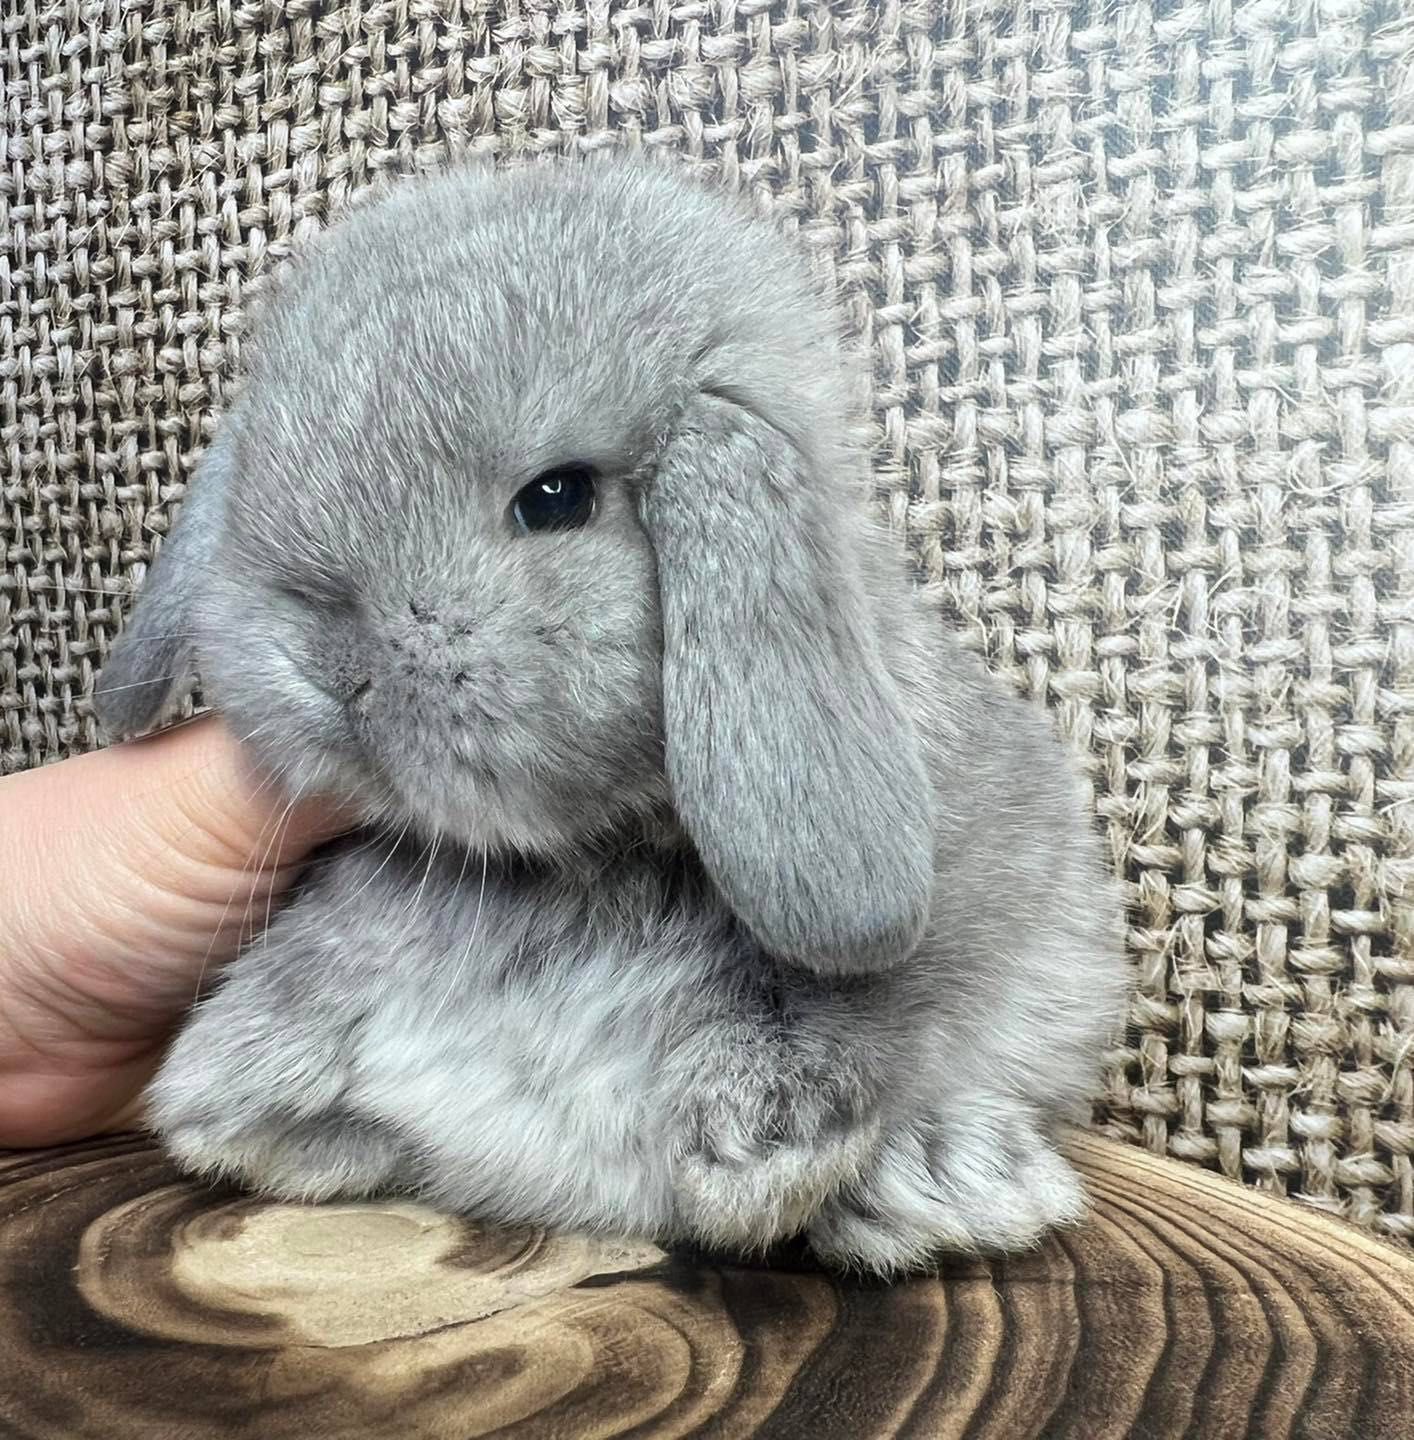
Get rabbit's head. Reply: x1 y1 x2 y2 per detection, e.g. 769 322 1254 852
96 159 934 973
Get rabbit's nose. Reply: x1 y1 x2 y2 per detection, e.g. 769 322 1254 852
405 595 480 640
329 668 373 704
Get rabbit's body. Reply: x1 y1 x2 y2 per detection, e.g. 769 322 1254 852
99 158 1128 1273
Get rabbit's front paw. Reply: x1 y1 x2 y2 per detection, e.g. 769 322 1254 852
673 1080 880 1253
807 1107 1086 1274
161 1109 411 1202
145 982 409 1203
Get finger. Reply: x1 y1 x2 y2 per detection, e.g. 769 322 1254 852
1 716 356 1004
102 714 356 875
5 715 353 892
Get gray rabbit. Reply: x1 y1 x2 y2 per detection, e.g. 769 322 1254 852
95 156 1129 1273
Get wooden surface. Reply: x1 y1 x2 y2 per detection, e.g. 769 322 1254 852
0 1131 1410 1439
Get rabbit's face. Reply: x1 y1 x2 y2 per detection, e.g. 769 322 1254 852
201 275 678 852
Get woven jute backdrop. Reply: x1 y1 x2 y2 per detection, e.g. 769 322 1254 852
3 1 1413 1244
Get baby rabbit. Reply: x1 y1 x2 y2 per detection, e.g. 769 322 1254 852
95 156 1129 1274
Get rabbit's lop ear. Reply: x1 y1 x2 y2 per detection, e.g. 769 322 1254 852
643 395 934 975
93 433 232 739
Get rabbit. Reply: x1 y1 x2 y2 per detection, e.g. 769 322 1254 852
93 154 1130 1275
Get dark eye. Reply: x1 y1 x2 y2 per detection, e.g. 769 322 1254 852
511 466 596 533
274 580 352 615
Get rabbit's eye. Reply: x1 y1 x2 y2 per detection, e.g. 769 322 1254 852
512 466 596 534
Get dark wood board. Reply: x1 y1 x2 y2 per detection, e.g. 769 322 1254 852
1 1130 1410 1439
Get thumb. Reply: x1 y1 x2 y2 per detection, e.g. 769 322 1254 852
111 714 354 880
4 714 355 1005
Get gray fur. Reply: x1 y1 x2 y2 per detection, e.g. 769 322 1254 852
96 156 1130 1273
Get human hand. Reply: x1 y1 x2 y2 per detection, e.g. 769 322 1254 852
0 716 352 1147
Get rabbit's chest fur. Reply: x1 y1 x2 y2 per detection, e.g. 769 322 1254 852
152 829 904 1238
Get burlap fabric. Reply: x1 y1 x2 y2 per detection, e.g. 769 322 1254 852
3 1 1412 1244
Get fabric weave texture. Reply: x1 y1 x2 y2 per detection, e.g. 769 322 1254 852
3 1 1412 1244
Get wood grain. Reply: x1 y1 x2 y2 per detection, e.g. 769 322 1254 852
0 1131 1410 1439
